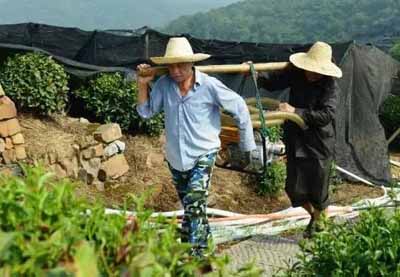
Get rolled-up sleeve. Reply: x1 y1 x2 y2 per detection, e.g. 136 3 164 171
136 77 165 119
212 79 256 152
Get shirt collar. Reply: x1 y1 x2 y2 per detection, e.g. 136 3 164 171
193 68 203 90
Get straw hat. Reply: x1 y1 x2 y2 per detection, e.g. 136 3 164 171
150 37 210 65
289 41 342 78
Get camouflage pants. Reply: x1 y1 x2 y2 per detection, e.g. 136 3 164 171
168 151 217 257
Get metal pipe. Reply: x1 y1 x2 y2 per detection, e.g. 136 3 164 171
335 165 375 186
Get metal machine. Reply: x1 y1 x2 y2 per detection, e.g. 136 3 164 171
216 128 285 174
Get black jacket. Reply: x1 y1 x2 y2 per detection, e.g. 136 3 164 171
258 66 337 159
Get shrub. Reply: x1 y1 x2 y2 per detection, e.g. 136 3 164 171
258 160 286 197
380 94 400 140
267 125 283 143
76 72 164 136
390 41 400 61
284 208 400 276
0 52 69 115
0 166 261 275
257 126 285 196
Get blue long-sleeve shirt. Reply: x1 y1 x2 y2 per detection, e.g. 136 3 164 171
137 70 256 171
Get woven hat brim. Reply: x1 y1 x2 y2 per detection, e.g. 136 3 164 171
290 53 343 78
150 53 210 65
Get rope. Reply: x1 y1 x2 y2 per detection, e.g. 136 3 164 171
249 63 269 137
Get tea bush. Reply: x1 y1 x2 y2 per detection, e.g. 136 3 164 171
380 94 400 137
390 41 400 61
267 125 283 143
257 126 285 196
258 160 286 197
0 166 261 276
0 52 69 115
284 208 400 276
75 72 164 136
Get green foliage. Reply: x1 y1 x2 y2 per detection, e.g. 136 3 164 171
258 161 286 197
76 72 164 136
0 52 69 115
164 0 400 44
380 95 400 136
267 126 283 143
390 40 400 61
256 126 285 196
0 165 260 275
284 208 400 276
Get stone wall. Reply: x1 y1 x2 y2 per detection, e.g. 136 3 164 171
0 84 27 164
0 83 129 190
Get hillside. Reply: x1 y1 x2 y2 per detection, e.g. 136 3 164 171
164 0 400 44
0 0 239 30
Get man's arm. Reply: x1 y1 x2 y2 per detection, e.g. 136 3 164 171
257 65 294 91
295 79 337 127
136 64 163 119
212 79 256 152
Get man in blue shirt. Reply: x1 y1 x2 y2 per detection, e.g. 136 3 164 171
136 37 256 257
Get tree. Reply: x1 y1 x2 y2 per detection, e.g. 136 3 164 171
390 41 400 61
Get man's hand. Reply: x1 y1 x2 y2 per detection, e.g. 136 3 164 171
136 64 155 105
279 103 295 113
136 64 155 84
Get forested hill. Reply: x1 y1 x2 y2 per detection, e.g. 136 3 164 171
163 0 400 44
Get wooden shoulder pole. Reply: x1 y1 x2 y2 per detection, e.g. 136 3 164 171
137 62 289 76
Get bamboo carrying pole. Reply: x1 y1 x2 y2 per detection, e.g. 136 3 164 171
137 62 289 76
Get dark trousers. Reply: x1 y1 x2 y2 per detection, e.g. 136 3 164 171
286 155 332 211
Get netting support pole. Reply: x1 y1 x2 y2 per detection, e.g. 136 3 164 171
388 127 400 144
144 33 149 59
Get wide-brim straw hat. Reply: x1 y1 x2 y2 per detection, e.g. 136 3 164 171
150 37 210 65
289 41 343 78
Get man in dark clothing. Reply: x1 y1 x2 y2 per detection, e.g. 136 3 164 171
257 41 342 237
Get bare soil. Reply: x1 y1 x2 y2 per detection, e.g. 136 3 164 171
20 113 385 214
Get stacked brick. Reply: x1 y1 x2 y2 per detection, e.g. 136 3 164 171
77 123 129 190
0 84 27 164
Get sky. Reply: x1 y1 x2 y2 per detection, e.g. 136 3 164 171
0 0 240 30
